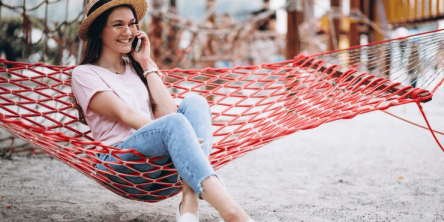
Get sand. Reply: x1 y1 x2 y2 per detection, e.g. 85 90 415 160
1 88 444 221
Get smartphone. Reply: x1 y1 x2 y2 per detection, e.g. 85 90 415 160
132 37 141 52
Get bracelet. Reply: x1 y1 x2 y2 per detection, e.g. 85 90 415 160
143 67 160 78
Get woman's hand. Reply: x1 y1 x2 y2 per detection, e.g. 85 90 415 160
131 30 156 70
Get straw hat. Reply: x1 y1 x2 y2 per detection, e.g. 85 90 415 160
79 0 148 41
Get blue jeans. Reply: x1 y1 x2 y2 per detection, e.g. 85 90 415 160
97 95 216 200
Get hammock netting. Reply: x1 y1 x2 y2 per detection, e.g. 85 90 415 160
0 29 443 202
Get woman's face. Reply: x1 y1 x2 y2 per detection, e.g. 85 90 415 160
100 6 137 54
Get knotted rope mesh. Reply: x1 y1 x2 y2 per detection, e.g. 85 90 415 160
315 30 444 92
0 30 440 202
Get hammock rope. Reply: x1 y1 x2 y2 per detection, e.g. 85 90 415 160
0 30 442 202
315 29 444 91
382 110 444 136
416 102 444 152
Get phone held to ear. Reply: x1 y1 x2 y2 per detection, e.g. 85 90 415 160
132 37 141 52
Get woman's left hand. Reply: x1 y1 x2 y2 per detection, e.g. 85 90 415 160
131 31 155 69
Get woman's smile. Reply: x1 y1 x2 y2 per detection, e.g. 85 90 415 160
117 38 131 43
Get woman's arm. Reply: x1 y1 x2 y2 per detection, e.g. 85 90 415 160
89 91 152 130
144 67 177 119
131 31 177 119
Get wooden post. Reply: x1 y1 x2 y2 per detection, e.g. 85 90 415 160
365 0 377 72
413 0 418 20
429 0 433 17
328 0 341 51
402 0 407 22
406 0 411 21
388 0 395 23
359 0 371 47
360 0 370 31
421 0 426 19
441 0 444 16
349 0 360 66
397 0 404 22
393 0 399 23
286 0 303 59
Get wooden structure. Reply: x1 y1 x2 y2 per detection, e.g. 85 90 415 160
286 0 304 59
351 0 444 44
349 0 360 47
329 0 342 50
386 0 444 28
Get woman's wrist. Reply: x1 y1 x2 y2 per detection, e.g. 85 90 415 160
143 67 160 78
141 58 164 79
141 58 157 71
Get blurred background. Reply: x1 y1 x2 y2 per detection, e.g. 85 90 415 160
0 0 443 70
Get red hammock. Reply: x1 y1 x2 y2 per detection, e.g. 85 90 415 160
0 32 439 202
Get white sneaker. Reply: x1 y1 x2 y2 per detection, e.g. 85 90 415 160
176 202 199 222
219 218 255 222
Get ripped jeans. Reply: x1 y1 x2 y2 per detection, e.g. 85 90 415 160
97 95 216 199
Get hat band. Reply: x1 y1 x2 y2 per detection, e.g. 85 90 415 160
87 0 113 16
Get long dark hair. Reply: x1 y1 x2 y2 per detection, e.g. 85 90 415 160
74 5 157 125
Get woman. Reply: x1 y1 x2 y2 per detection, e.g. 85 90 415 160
71 1 254 222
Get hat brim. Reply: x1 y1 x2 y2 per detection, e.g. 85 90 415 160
79 0 148 41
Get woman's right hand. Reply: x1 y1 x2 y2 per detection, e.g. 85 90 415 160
131 30 155 71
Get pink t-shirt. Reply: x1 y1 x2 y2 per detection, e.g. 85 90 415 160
71 62 154 146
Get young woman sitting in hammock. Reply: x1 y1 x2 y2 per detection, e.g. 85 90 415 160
71 1 254 222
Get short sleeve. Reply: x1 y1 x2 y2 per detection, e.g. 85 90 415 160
71 65 112 114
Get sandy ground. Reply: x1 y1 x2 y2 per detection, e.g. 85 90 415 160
1 87 444 222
